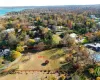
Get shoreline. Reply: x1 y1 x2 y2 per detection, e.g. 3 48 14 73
0 15 11 18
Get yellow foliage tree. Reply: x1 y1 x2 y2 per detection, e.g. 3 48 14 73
17 24 21 29
16 46 24 52
18 41 25 46
11 51 21 60
28 39 35 43
36 17 40 21
52 34 61 45
96 77 100 80
95 31 100 39
27 39 35 46
41 27 48 34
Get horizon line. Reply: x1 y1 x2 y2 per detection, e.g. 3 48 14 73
0 4 100 8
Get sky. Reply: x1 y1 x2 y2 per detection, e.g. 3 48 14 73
0 0 100 7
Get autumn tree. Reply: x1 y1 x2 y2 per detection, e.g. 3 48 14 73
11 50 21 61
51 34 61 46
61 34 76 47
7 33 18 49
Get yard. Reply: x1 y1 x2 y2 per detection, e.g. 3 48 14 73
0 48 66 80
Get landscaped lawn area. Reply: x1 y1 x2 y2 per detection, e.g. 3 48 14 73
17 48 66 70
0 48 66 80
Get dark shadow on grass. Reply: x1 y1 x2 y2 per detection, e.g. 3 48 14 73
41 63 47 66
45 48 59 54
50 54 65 60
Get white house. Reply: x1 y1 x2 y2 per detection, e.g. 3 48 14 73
27 26 35 29
0 49 10 57
34 37 40 42
69 33 78 43
90 15 97 19
85 43 100 52
85 43 100 48
57 26 63 29
70 33 77 38
3 28 15 33
97 22 100 29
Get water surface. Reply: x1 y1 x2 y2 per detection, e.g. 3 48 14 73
0 8 27 16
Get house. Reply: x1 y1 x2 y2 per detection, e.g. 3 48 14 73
18 29 22 33
90 15 97 19
49 25 63 31
34 37 41 42
69 33 79 43
3 28 15 33
69 33 77 38
48 28 51 31
85 43 100 52
55 26 63 31
27 26 36 30
96 22 100 30
69 33 88 43
0 48 10 57
56 32 63 35
33 31 37 33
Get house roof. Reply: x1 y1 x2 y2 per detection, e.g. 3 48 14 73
3 28 15 33
85 43 100 48
70 33 77 38
85 32 93 37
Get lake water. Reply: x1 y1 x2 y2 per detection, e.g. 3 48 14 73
0 8 27 16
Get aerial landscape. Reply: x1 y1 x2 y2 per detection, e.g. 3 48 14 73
0 0 100 80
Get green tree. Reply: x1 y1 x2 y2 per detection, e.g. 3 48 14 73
51 34 61 46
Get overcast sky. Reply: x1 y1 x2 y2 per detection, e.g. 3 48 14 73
0 0 100 7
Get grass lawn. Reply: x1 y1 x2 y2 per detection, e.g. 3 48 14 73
38 48 66 69
0 48 66 80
